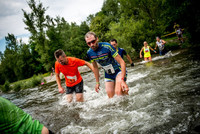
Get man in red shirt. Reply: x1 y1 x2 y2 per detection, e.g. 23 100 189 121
54 49 98 102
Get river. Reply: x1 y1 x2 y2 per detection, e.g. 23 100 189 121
1 48 200 134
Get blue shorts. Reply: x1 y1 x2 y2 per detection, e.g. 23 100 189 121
104 69 127 82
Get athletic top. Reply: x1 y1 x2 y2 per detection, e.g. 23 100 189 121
55 57 85 87
0 97 44 133
176 28 182 35
117 47 127 59
87 42 121 74
143 46 151 58
156 39 165 50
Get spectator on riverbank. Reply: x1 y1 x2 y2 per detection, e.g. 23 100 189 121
54 49 98 102
85 31 129 98
0 97 53 134
110 39 134 67
155 37 166 56
140 41 156 61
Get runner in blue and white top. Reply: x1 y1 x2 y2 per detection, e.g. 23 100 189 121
85 31 129 98
155 36 166 56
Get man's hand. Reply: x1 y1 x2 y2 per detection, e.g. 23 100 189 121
121 81 129 93
131 63 134 67
140 55 142 58
58 86 65 94
95 83 100 93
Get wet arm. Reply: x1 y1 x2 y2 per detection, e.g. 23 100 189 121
140 47 143 58
149 46 156 53
56 73 65 93
85 61 99 83
114 54 126 78
154 44 157 49
126 54 133 64
92 61 100 92
55 73 62 88
161 40 166 44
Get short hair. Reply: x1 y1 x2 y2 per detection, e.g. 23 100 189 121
110 39 117 43
156 36 160 39
85 31 97 39
144 41 147 44
54 49 66 58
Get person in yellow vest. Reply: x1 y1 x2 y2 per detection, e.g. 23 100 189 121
140 41 157 61
173 22 180 32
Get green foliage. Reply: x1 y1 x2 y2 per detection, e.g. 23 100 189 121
0 74 44 92
29 75 43 87
12 82 22 92
1 81 10 92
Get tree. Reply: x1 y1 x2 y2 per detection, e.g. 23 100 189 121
22 0 48 71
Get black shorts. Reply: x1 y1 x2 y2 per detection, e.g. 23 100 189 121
66 80 83 94
178 34 182 38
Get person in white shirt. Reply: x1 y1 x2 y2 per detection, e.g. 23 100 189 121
155 37 166 56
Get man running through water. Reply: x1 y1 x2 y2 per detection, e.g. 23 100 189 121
85 31 129 98
155 37 166 56
54 49 98 102
110 39 134 67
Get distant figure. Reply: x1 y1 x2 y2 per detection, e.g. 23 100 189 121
0 97 53 134
54 49 97 102
51 67 55 77
110 39 134 67
140 41 156 61
173 22 180 32
176 26 184 43
155 37 166 56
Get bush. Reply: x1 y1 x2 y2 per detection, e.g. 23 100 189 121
12 82 22 92
1 81 11 92
30 74 44 87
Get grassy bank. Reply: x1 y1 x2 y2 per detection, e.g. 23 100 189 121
0 74 48 92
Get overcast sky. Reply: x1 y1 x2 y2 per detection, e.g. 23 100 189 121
0 0 104 52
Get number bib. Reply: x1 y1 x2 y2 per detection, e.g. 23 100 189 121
66 75 77 84
145 48 149 52
102 64 115 75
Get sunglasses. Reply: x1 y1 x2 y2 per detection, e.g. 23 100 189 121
87 39 96 45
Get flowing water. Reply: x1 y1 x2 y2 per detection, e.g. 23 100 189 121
1 48 200 134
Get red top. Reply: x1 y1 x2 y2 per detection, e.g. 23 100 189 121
55 57 85 87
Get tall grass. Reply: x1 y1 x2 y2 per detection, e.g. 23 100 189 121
0 74 44 92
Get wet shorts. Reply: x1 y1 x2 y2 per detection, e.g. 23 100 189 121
104 69 127 82
178 34 182 38
66 80 83 94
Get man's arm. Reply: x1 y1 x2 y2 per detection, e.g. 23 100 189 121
114 54 129 91
114 54 126 78
90 61 100 92
161 39 166 45
126 54 134 65
55 73 65 93
85 61 100 83
154 43 158 50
